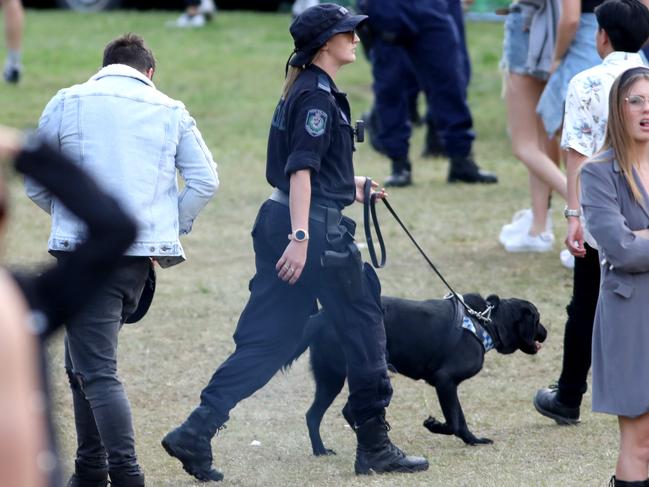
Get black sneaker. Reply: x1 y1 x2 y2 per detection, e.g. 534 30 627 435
533 386 580 425
384 170 412 187
448 155 497 184
3 64 21 84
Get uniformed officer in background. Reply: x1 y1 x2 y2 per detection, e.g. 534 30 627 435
162 4 429 482
359 0 498 187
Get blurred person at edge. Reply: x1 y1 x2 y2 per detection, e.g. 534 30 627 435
27 33 219 487
161 4 428 482
0 125 138 487
579 66 649 486
533 0 649 430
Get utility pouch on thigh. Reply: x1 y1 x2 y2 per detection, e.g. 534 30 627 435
321 242 364 301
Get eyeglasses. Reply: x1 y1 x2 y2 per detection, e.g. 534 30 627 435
625 95 649 111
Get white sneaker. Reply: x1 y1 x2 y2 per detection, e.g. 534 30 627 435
499 209 532 245
499 208 553 246
170 13 206 28
560 249 575 269
504 231 555 253
199 0 217 19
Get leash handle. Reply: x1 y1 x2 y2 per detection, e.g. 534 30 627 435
363 178 386 268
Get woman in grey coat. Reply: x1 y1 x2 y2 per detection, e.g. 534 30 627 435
581 66 649 487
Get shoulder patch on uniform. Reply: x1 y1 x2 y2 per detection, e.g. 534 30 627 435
305 108 328 137
317 75 331 93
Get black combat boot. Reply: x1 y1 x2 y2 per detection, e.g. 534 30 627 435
161 405 225 482
384 158 412 187
448 155 498 184
66 462 108 487
108 469 145 487
354 413 429 475
609 475 649 486
421 121 446 158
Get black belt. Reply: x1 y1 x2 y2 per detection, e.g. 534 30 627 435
268 188 331 224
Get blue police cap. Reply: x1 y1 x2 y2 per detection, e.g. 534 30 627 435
288 3 367 68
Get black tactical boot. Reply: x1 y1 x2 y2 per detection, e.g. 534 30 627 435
448 155 498 184
108 469 145 487
421 121 446 158
609 475 649 486
66 462 108 487
161 405 225 482
354 413 429 475
384 158 412 187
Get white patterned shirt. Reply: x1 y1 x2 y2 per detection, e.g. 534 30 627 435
561 51 645 157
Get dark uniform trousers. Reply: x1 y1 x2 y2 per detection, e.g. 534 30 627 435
557 243 600 407
63 257 150 474
404 0 471 129
369 0 475 160
199 200 392 426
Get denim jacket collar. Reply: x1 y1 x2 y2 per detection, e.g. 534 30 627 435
89 64 156 88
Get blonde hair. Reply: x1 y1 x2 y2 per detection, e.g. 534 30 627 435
587 66 649 204
281 66 304 99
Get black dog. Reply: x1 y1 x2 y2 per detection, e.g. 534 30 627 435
287 293 547 455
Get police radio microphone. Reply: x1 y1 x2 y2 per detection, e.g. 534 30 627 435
355 120 365 143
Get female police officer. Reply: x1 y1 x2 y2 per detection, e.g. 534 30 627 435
162 3 429 482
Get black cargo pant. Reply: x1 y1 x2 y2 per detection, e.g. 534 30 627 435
557 243 600 407
199 199 392 426
63 257 150 474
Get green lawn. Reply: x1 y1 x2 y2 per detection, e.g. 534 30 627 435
2 10 616 487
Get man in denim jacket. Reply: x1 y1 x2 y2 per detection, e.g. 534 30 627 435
26 33 219 487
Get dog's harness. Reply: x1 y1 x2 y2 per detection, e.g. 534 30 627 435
362 178 496 330
447 295 496 352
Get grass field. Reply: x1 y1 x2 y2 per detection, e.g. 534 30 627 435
1 10 618 487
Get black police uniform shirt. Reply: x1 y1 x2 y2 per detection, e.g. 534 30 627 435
267 64 356 209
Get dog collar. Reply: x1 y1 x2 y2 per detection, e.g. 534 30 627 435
461 315 495 352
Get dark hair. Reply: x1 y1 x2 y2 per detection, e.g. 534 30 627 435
595 0 649 53
0 171 6 227
102 33 156 73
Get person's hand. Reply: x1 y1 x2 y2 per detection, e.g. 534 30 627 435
565 217 586 257
276 239 307 285
633 229 649 240
0 125 23 162
354 176 388 203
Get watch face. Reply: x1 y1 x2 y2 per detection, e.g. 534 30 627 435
295 230 307 241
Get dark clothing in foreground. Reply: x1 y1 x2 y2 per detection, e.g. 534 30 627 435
11 140 136 487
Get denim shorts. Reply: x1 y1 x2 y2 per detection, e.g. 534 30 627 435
537 13 601 137
500 3 549 80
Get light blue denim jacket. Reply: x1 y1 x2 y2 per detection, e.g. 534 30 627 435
26 64 219 267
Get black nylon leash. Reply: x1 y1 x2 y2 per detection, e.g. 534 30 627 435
362 178 494 327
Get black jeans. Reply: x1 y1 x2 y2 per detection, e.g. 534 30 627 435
199 200 392 427
557 243 600 408
63 257 149 474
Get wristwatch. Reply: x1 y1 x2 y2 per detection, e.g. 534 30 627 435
289 228 309 242
563 206 581 218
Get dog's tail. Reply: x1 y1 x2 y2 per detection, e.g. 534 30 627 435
281 311 329 372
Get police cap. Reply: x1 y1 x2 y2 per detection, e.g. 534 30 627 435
288 3 367 68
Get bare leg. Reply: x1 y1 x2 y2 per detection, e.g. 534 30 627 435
617 413 649 481
1 0 24 83
505 73 567 223
2 0 23 52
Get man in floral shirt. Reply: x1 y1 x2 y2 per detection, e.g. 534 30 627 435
534 0 649 425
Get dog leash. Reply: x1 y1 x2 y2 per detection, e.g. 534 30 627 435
362 178 494 326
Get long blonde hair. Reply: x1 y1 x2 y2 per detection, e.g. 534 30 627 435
281 66 305 100
592 66 649 203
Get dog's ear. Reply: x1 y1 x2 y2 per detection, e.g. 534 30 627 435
486 294 500 310
518 305 541 354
